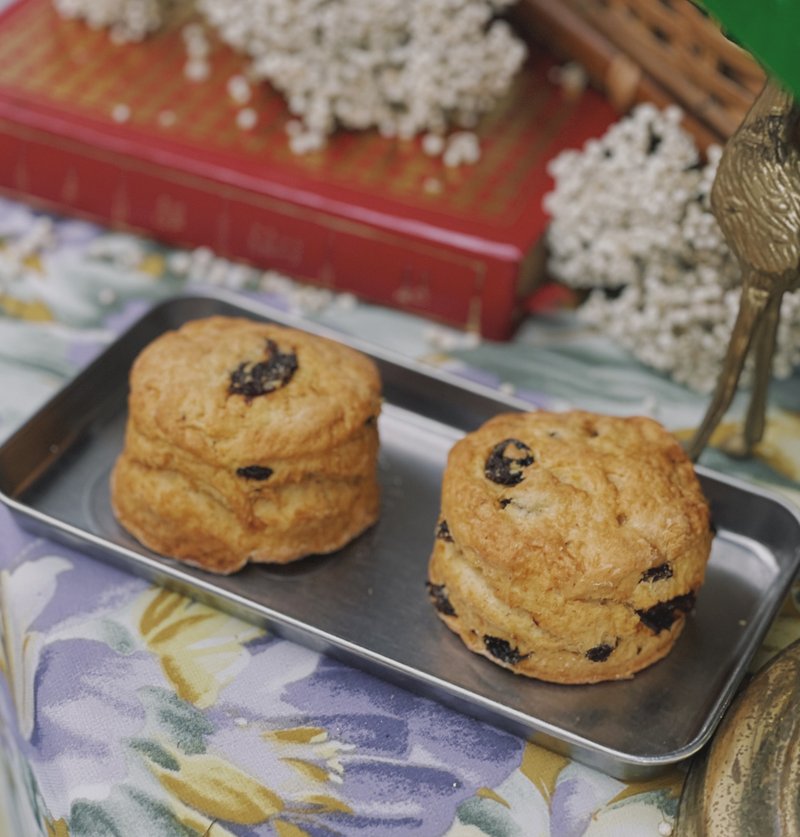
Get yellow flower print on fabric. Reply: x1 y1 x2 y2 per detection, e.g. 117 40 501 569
137 588 264 709
138 739 353 832
0 294 53 322
273 821 311 837
264 725 356 789
45 818 70 837
168 798 239 837
145 743 284 825
520 741 570 803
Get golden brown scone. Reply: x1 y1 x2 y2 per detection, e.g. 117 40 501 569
427 409 713 684
111 316 382 573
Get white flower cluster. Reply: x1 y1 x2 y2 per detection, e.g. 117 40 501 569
197 0 527 154
543 103 800 393
52 0 167 43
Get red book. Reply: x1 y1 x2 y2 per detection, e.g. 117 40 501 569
0 0 616 338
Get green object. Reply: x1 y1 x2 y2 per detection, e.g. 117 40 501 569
699 0 800 97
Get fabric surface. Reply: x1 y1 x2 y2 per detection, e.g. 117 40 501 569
1 195 800 836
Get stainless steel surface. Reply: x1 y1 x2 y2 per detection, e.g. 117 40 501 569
2 291 799 781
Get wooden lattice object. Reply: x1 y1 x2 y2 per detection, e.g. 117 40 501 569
515 0 765 147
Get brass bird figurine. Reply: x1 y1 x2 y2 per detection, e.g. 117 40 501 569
688 78 800 460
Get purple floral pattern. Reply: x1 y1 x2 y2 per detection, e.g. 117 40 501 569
0 509 688 835
0 511 526 835
3 195 798 835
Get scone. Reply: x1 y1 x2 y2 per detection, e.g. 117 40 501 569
427 410 713 684
111 315 382 573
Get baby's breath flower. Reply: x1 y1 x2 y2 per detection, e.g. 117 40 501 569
544 104 800 392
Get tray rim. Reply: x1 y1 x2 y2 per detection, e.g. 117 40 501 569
2 289 799 779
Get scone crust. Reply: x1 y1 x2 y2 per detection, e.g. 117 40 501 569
127 316 382 464
428 409 713 684
111 451 379 573
111 316 382 572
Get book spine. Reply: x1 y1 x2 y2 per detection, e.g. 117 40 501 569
0 116 531 340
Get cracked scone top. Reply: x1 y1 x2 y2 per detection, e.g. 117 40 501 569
427 410 713 684
111 316 382 573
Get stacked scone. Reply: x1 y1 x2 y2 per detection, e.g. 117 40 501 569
111 316 382 573
427 410 713 684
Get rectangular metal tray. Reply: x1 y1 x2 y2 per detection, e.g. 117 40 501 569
2 291 799 781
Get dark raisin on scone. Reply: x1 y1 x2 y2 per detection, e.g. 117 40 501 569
636 592 697 634
426 582 457 617
484 438 534 486
483 636 529 666
228 339 298 399
236 465 274 481
586 643 616 663
640 563 673 583
435 519 454 542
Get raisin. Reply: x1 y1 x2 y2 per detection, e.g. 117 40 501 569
435 519 454 542
426 582 456 616
499 498 512 509
229 339 298 399
640 563 673 583
637 592 696 633
484 438 534 486
236 465 274 481
483 635 527 665
586 643 615 662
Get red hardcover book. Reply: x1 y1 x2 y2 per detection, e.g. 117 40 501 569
0 0 616 338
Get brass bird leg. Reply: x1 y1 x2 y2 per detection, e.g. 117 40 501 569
687 279 771 461
739 290 784 452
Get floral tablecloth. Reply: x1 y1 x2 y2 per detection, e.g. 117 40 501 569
1 195 799 837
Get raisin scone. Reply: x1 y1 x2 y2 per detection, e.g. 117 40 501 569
427 410 713 684
111 316 381 573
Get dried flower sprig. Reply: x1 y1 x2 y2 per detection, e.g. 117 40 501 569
544 104 800 393
197 0 527 154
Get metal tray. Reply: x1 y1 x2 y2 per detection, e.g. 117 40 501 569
2 291 799 781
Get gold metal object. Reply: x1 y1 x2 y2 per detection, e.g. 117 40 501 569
688 79 800 460
676 639 800 836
